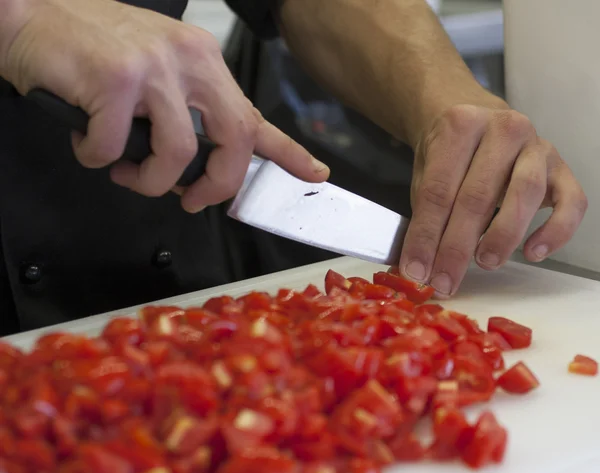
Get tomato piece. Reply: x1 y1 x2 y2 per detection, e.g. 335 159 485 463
12 439 56 471
139 306 185 326
373 271 435 304
452 355 496 394
430 407 469 459
324 269 353 295
217 447 297 473
154 361 218 419
497 361 540 394
102 317 144 346
302 284 323 298
162 414 219 455
332 381 403 455
387 433 426 461
348 457 383 473
487 317 532 349
448 311 484 335
468 334 506 370
460 411 508 468
0 342 22 371
568 354 598 376
427 312 468 342
77 443 133 473
221 409 275 454
373 272 435 303
394 376 437 415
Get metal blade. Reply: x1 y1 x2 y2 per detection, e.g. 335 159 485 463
228 159 410 265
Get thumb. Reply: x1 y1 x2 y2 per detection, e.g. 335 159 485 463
253 113 330 183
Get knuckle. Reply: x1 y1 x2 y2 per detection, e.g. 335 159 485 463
236 113 260 145
78 143 122 168
102 57 141 92
441 105 481 136
494 110 535 140
457 180 495 216
515 169 545 198
407 220 439 255
418 177 454 212
440 242 472 266
170 133 199 165
172 26 221 59
490 225 521 248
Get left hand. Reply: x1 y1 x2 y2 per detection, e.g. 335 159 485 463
399 102 588 298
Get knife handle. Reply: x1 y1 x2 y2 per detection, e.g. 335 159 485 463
25 88 216 187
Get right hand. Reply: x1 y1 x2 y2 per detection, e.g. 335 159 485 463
0 0 330 212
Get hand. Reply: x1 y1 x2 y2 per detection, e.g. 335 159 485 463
0 0 329 212
399 102 587 297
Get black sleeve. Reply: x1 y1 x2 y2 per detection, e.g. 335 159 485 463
223 0 280 40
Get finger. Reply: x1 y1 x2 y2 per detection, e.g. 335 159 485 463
399 106 486 283
180 69 258 212
429 122 534 297
110 83 197 197
72 93 138 169
522 156 587 262
253 110 330 182
475 140 548 270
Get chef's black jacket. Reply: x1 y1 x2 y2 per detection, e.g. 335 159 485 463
0 0 340 336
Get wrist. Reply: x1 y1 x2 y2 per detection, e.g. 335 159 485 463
407 81 509 150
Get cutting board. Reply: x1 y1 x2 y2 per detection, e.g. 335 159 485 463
4 257 600 472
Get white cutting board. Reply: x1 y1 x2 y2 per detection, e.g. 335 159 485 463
4 257 600 472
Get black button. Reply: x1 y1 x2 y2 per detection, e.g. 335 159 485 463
20 264 43 284
152 249 172 269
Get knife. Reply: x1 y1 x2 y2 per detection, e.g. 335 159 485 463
25 89 410 265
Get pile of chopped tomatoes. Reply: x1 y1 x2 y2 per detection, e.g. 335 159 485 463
0 268 541 473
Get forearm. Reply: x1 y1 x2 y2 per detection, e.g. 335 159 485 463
277 0 506 148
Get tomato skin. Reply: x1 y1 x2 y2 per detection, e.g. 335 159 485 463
373 272 435 304
497 362 540 394
568 354 598 376
487 317 532 349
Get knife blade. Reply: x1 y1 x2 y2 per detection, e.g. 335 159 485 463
26 89 410 264
229 157 409 265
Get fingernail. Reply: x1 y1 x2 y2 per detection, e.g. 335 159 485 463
478 252 500 268
311 156 329 173
430 273 453 296
405 259 426 281
532 244 549 261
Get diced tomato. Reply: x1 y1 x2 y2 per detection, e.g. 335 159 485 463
497 362 540 394
568 354 598 376
430 407 469 459
217 447 297 473
373 272 435 304
77 443 132 473
0 267 536 473
487 317 532 349
102 317 145 346
324 269 353 295
387 433 426 461
460 411 508 468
